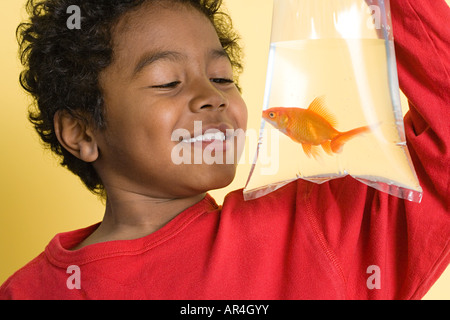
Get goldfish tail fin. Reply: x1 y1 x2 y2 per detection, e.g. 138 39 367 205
330 126 371 153
321 141 333 156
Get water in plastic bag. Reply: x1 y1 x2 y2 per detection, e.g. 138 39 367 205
244 0 423 202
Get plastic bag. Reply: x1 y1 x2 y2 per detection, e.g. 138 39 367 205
244 0 422 202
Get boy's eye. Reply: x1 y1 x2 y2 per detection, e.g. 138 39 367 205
211 78 234 85
151 81 181 89
150 78 233 89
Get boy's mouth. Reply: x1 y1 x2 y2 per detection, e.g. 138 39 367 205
178 123 236 151
171 122 246 165
181 131 227 144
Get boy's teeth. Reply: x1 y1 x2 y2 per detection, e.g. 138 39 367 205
182 132 226 143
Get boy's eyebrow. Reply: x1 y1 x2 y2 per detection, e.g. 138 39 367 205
132 48 230 78
210 48 230 61
133 50 186 77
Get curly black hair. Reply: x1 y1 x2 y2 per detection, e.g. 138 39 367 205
17 0 243 198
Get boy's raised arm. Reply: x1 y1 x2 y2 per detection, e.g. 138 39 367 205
389 0 450 299
303 0 449 299
392 0 450 199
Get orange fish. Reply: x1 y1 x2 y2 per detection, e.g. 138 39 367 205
262 96 370 158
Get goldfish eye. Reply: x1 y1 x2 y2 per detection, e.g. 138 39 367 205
269 112 275 118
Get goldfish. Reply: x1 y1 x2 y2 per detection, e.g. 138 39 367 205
262 96 370 158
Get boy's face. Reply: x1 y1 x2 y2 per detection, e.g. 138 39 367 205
94 3 248 198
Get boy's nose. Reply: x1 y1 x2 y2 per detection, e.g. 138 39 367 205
188 79 228 112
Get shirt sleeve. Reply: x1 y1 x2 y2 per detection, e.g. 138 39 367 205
389 0 450 299
302 0 450 299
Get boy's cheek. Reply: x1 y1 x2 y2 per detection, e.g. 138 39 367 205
235 100 248 129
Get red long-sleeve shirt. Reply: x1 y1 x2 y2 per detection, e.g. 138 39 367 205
1 0 449 300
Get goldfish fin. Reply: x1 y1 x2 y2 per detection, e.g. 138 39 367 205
301 144 313 158
321 140 333 156
330 125 371 153
307 96 338 128
311 146 322 159
302 144 321 159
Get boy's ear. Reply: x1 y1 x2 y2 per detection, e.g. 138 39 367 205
54 110 99 163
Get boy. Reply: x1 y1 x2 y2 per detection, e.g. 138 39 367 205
1 0 449 299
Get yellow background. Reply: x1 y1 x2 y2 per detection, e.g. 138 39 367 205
0 0 448 299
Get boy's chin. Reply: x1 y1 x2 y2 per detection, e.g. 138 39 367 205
184 163 237 195
206 168 236 191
